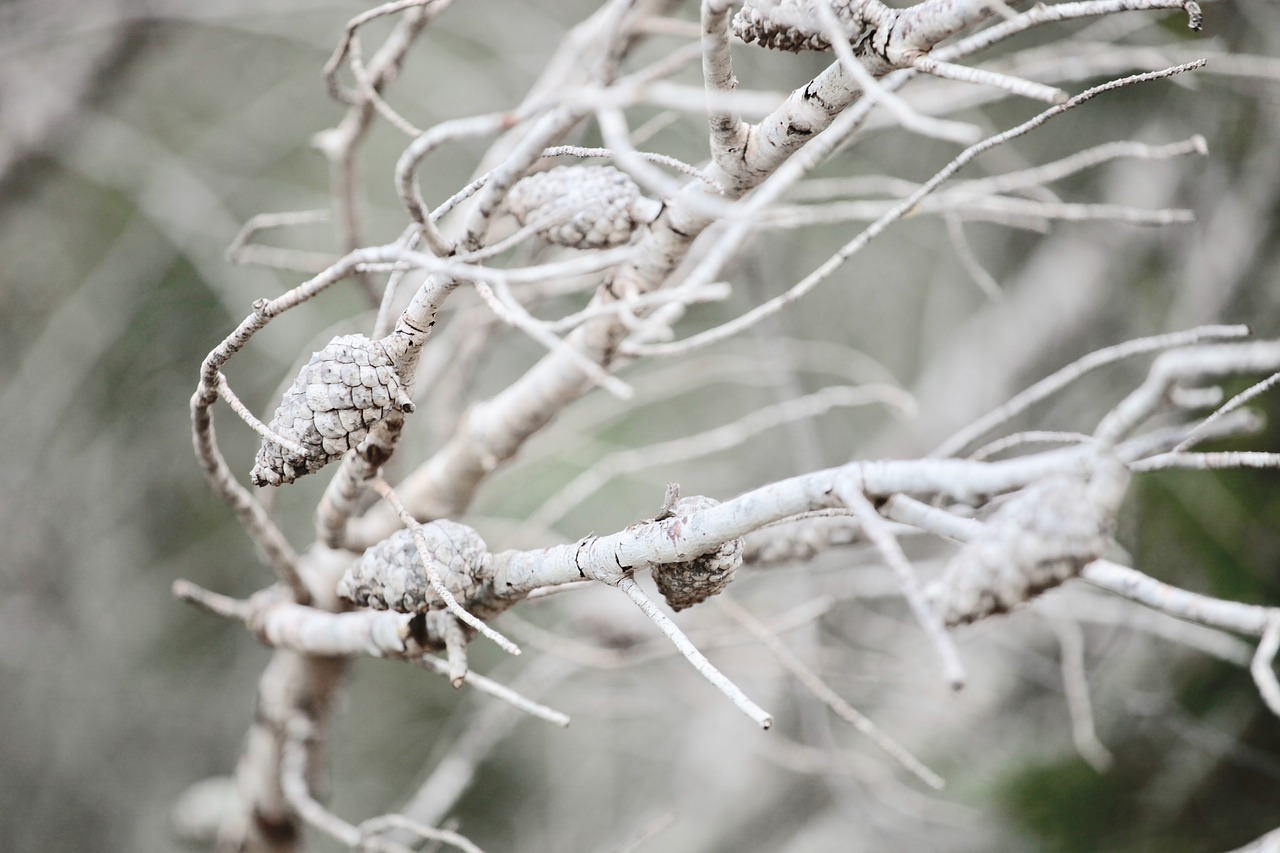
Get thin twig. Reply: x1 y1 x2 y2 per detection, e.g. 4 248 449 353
932 324 1251 458
1082 561 1277 637
347 31 424 137
225 209 336 273
545 282 731 334
1129 451 1280 473
1117 409 1265 462
473 280 634 400
762 194 1194 230
215 374 310 458
541 144 719 187
932 0 1203 65
191 386 305 601
172 579 252 621
373 228 422 339
944 215 1003 302
1097 340 1280 444
1173 371 1280 452
413 656 571 727
912 55 1067 104
969 431 1092 461
834 474 966 690
1050 618 1113 771
949 136 1207 198
371 478 522 656
616 577 773 729
628 62 1209 359
396 657 578 829
396 111 527 254
717 596 945 789
1251 616 1280 718
322 0 436 102
442 616 469 687
531 384 915 530
360 814 486 853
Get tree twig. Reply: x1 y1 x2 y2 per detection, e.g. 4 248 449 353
616 576 773 729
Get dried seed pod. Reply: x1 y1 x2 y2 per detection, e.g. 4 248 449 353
250 334 413 487
733 0 868 52
926 454 1130 626
651 496 743 611
505 165 657 249
337 521 490 614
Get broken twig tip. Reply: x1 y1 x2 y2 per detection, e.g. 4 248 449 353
1183 1 1203 31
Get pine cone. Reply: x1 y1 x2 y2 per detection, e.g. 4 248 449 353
733 0 867 52
926 455 1130 626
250 334 412 487
337 521 489 614
651 496 743 611
505 165 654 249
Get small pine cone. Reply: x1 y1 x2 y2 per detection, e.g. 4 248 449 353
926 455 1130 626
505 165 654 249
733 0 866 52
337 521 489 614
651 496 743 612
250 334 412 487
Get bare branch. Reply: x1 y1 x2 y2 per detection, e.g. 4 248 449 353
225 209 336 273
617 577 774 729
1129 451 1280 473
1050 618 1114 772
359 814 486 853
1097 340 1280 444
1251 616 1280 719
627 63 1209 359
932 325 1251 458
1174 370 1280 453
718 596 946 789
834 472 966 690
412 655 572 727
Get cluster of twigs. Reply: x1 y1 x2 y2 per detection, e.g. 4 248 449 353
173 1 1280 851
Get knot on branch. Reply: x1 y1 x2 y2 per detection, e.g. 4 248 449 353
733 0 869 53
926 453 1130 626
337 521 489 613
651 496 743 611
506 165 655 249
251 334 413 487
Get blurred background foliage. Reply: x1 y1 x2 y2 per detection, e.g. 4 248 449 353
1 0 1278 850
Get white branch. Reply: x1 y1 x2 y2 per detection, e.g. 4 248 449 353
1051 618 1113 772
1251 616 1280 719
719 596 946 789
932 325 1251 458
834 472 966 690
617 577 774 729
413 655 571 727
